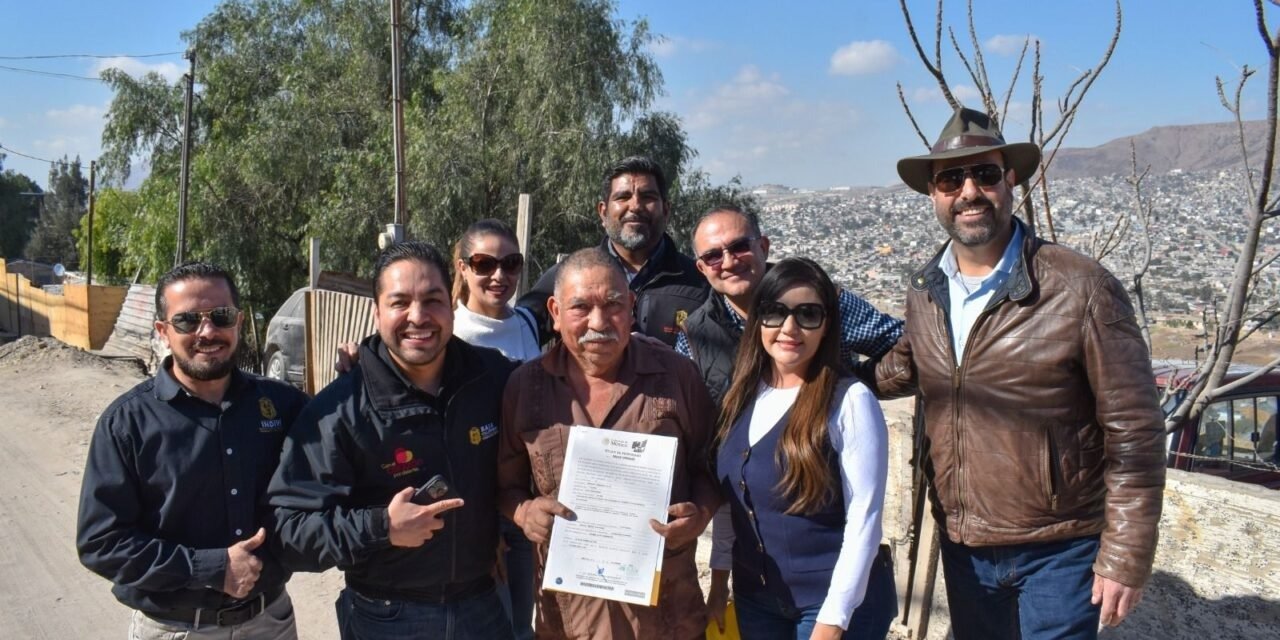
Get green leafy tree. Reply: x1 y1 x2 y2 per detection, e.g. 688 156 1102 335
99 0 748 311
75 188 142 284
0 152 43 259
26 158 87 266
409 0 685 276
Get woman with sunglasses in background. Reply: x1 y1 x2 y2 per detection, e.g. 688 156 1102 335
714 257 891 640
451 218 540 362
450 218 539 640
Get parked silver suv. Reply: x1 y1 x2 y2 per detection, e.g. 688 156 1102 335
263 287 308 389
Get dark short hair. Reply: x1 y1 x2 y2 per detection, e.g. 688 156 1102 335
600 156 670 204
155 262 241 320
373 241 450 299
690 205 762 250
553 247 627 298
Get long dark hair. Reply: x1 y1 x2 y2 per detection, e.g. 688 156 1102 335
717 257 844 515
451 218 519 305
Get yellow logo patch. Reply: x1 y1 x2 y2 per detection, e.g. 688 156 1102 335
259 397 277 420
469 427 483 445
675 309 689 328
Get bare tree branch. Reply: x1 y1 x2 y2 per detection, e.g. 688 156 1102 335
948 26 985 106
898 83 931 148
1252 248 1280 278
1212 353 1280 398
899 0 961 110
1000 37 1031 125
1237 305 1280 344
964 0 998 118
1040 0 1121 145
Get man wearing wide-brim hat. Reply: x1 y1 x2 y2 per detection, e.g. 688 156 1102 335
873 107 1166 640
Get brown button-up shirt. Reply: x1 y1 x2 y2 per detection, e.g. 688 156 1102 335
498 337 718 640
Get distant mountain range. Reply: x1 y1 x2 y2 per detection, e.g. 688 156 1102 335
1046 120 1274 179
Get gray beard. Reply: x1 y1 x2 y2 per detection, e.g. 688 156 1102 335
606 224 651 251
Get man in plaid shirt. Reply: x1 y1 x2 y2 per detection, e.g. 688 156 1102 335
676 205 902 407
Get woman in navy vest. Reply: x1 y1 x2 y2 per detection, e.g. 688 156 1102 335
712 257 894 640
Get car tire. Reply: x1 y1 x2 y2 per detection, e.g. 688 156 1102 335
266 351 288 382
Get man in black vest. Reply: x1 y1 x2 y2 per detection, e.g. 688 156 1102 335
517 156 709 348
679 205 904 639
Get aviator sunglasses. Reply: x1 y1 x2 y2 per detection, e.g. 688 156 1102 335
697 236 757 269
166 307 240 334
465 252 524 276
758 302 826 330
931 163 1006 195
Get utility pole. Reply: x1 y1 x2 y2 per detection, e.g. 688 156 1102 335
87 160 95 285
386 0 407 246
176 49 196 265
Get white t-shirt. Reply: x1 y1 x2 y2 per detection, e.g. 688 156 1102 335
452 302 541 363
712 379 888 630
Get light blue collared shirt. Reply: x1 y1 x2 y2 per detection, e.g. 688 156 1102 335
939 223 1023 365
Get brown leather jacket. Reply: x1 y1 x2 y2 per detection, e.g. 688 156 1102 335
875 218 1166 588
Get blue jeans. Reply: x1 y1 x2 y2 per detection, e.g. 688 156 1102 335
336 585 515 640
940 534 1101 640
734 546 897 640
495 517 535 640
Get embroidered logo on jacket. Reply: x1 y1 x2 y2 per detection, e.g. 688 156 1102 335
258 397 282 432
382 447 423 478
470 422 499 445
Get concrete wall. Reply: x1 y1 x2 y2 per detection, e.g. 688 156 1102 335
879 400 1280 639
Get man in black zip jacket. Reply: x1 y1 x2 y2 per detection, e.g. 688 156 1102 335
266 241 517 640
516 155 709 347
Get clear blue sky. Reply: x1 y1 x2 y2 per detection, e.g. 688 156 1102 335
0 1 1272 190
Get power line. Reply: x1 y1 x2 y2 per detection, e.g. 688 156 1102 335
0 143 62 165
0 51 183 60
0 64 102 82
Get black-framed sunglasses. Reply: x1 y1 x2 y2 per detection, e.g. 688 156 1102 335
758 302 826 330
931 163 1006 195
697 236 757 269
465 252 524 276
166 306 240 334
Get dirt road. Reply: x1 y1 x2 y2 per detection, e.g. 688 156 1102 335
0 337 341 639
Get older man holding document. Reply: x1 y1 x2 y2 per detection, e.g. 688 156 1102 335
498 247 719 639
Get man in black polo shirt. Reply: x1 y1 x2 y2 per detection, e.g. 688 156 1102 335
517 155 709 347
77 262 308 639
267 241 516 640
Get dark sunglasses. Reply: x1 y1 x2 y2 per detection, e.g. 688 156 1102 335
758 302 826 330
697 236 757 268
465 252 524 276
931 163 1006 195
167 306 240 334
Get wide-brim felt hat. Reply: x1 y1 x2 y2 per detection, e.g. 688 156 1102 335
896 107 1042 195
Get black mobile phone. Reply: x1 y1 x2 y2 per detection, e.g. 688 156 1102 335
411 474 460 505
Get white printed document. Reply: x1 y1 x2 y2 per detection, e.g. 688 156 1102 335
541 426 678 606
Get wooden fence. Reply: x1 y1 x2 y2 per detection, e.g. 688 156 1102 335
0 260 128 350
306 289 375 394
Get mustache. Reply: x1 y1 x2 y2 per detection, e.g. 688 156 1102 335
578 329 619 345
621 213 648 224
951 196 994 214
194 338 231 348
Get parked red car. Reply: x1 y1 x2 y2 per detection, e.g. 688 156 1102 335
1156 360 1280 488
